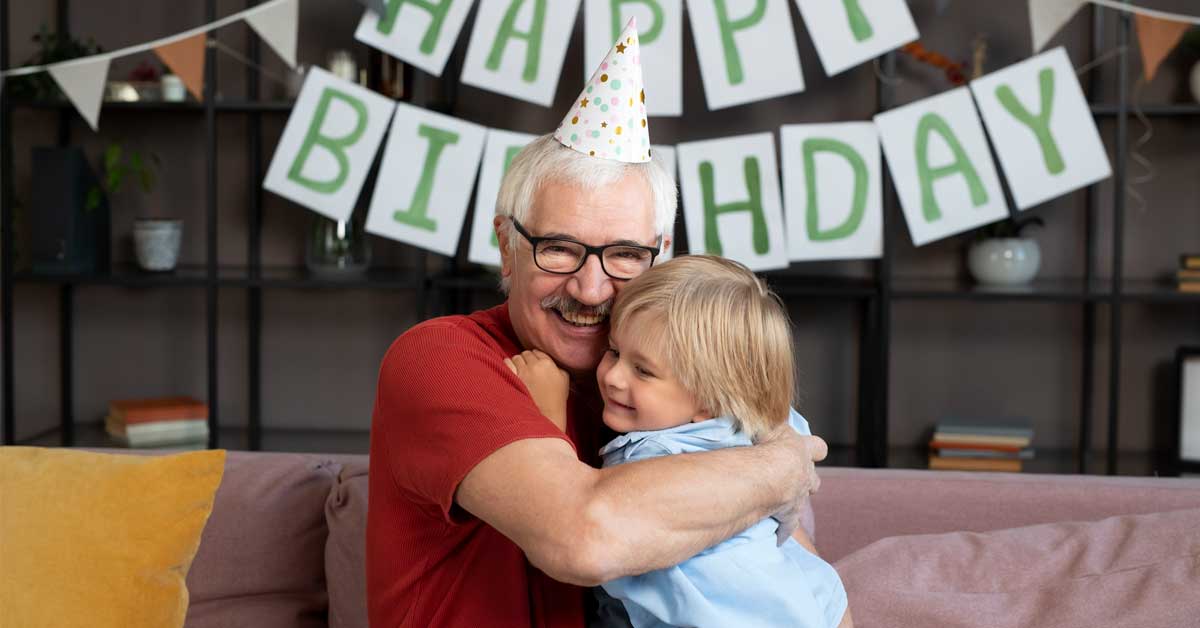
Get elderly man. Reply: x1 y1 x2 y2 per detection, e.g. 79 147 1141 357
367 20 827 628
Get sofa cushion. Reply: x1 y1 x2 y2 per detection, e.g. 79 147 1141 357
812 468 1200 562
834 507 1200 628
184 451 340 628
0 447 224 628
326 459 370 628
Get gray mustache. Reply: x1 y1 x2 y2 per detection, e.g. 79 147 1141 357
541 294 612 318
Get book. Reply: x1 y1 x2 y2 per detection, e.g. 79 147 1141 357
108 396 208 425
934 448 1035 460
105 415 208 448
1181 254 1200 270
930 432 1031 448
929 455 1022 472
1177 269 1200 281
1178 281 1200 293
936 417 1033 439
927 440 1027 453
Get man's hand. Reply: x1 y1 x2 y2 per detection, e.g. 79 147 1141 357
757 425 827 545
505 350 570 432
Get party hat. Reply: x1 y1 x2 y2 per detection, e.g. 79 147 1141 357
554 17 650 163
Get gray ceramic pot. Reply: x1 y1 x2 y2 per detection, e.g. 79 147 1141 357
967 237 1041 285
133 218 183 272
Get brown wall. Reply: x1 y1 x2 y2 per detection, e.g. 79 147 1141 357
4 1 1199 470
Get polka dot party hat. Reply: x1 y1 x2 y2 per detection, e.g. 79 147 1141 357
554 17 650 163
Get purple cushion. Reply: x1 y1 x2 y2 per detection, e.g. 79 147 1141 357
834 507 1200 628
326 461 370 628
185 452 340 628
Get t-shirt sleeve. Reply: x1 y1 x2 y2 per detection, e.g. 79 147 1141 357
372 321 573 523
788 407 812 436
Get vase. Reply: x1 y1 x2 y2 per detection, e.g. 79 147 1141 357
1191 60 1200 104
133 218 183 272
305 212 371 279
967 237 1041 285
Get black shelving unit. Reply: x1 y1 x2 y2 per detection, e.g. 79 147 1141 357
2 3 1198 475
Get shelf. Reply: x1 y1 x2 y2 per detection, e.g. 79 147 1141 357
10 99 295 113
17 422 371 454
1118 280 1200 304
761 273 877 299
13 264 422 290
1090 103 1200 117
890 278 1106 302
825 445 1165 476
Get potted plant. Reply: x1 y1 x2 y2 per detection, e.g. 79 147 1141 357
88 143 180 272
7 24 104 102
966 216 1045 286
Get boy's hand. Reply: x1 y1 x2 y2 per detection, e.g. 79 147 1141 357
505 350 570 433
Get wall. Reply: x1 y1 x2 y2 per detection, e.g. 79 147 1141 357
3 0 1198 472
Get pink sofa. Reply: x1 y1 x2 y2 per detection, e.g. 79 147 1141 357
180 451 1200 627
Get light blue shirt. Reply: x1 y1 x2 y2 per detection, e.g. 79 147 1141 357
598 410 847 628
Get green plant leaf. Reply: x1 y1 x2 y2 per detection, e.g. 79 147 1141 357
85 187 101 212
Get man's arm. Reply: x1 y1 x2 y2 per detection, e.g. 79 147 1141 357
456 429 825 586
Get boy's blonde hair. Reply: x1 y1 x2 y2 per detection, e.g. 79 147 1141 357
611 255 795 440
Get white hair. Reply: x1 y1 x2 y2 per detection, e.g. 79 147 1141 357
494 134 678 255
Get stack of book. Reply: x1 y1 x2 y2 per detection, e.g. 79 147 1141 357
1177 254 1200 293
928 418 1034 472
105 396 209 449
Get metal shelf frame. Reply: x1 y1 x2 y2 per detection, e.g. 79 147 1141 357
0 4 1191 475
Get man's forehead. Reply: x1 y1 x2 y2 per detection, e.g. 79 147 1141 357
528 180 656 244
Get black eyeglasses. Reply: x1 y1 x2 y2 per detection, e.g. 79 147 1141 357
509 218 661 280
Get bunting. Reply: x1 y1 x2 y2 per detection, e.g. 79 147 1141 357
153 34 208 101
1134 13 1190 82
47 57 111 131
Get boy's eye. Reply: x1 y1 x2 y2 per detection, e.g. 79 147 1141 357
607 347 619 358
634 364 653 377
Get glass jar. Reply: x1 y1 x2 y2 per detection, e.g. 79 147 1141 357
305 210 371 279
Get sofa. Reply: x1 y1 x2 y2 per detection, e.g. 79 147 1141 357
180 451 1200 628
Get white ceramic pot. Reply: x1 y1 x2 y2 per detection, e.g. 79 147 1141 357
161 74 187 102
133 218 183 272
1191 60 1200 105
967 237 1041 285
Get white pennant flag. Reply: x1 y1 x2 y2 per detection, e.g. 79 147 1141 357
246 0 299 68
1029 0 1089 53
48 56 111 131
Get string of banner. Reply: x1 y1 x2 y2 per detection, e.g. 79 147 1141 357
3 0 1199 271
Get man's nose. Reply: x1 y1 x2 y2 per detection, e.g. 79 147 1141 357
568 253 615 306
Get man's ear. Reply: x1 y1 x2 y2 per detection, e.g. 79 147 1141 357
494 215 513 279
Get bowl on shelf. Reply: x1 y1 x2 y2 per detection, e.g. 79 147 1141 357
133 218 183 272
967 237 1042 286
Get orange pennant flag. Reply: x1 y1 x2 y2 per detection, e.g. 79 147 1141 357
154 33 206 100
1134 13 1190 83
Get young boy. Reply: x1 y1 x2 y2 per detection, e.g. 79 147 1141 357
507 255 852 628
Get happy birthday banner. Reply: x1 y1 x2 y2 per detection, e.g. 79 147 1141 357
265 46 1113 270
3 0 1197 269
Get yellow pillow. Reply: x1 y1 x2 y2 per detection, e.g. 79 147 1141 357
0 447 225 628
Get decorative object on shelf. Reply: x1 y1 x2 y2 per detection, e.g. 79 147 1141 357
4 23 103 102
106 395 209 448
29 147 111 275
306 208 372 279
286 64 308 99
161 73 187 102
327 49 358 82
928 417 1035 472
1175 253 1200 292
133 218 184 272
1183 28 1200 103
966 217 1044 286
1176 347 1200 474
104 60 164 103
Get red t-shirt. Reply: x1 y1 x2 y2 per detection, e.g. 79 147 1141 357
367 304 607 628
